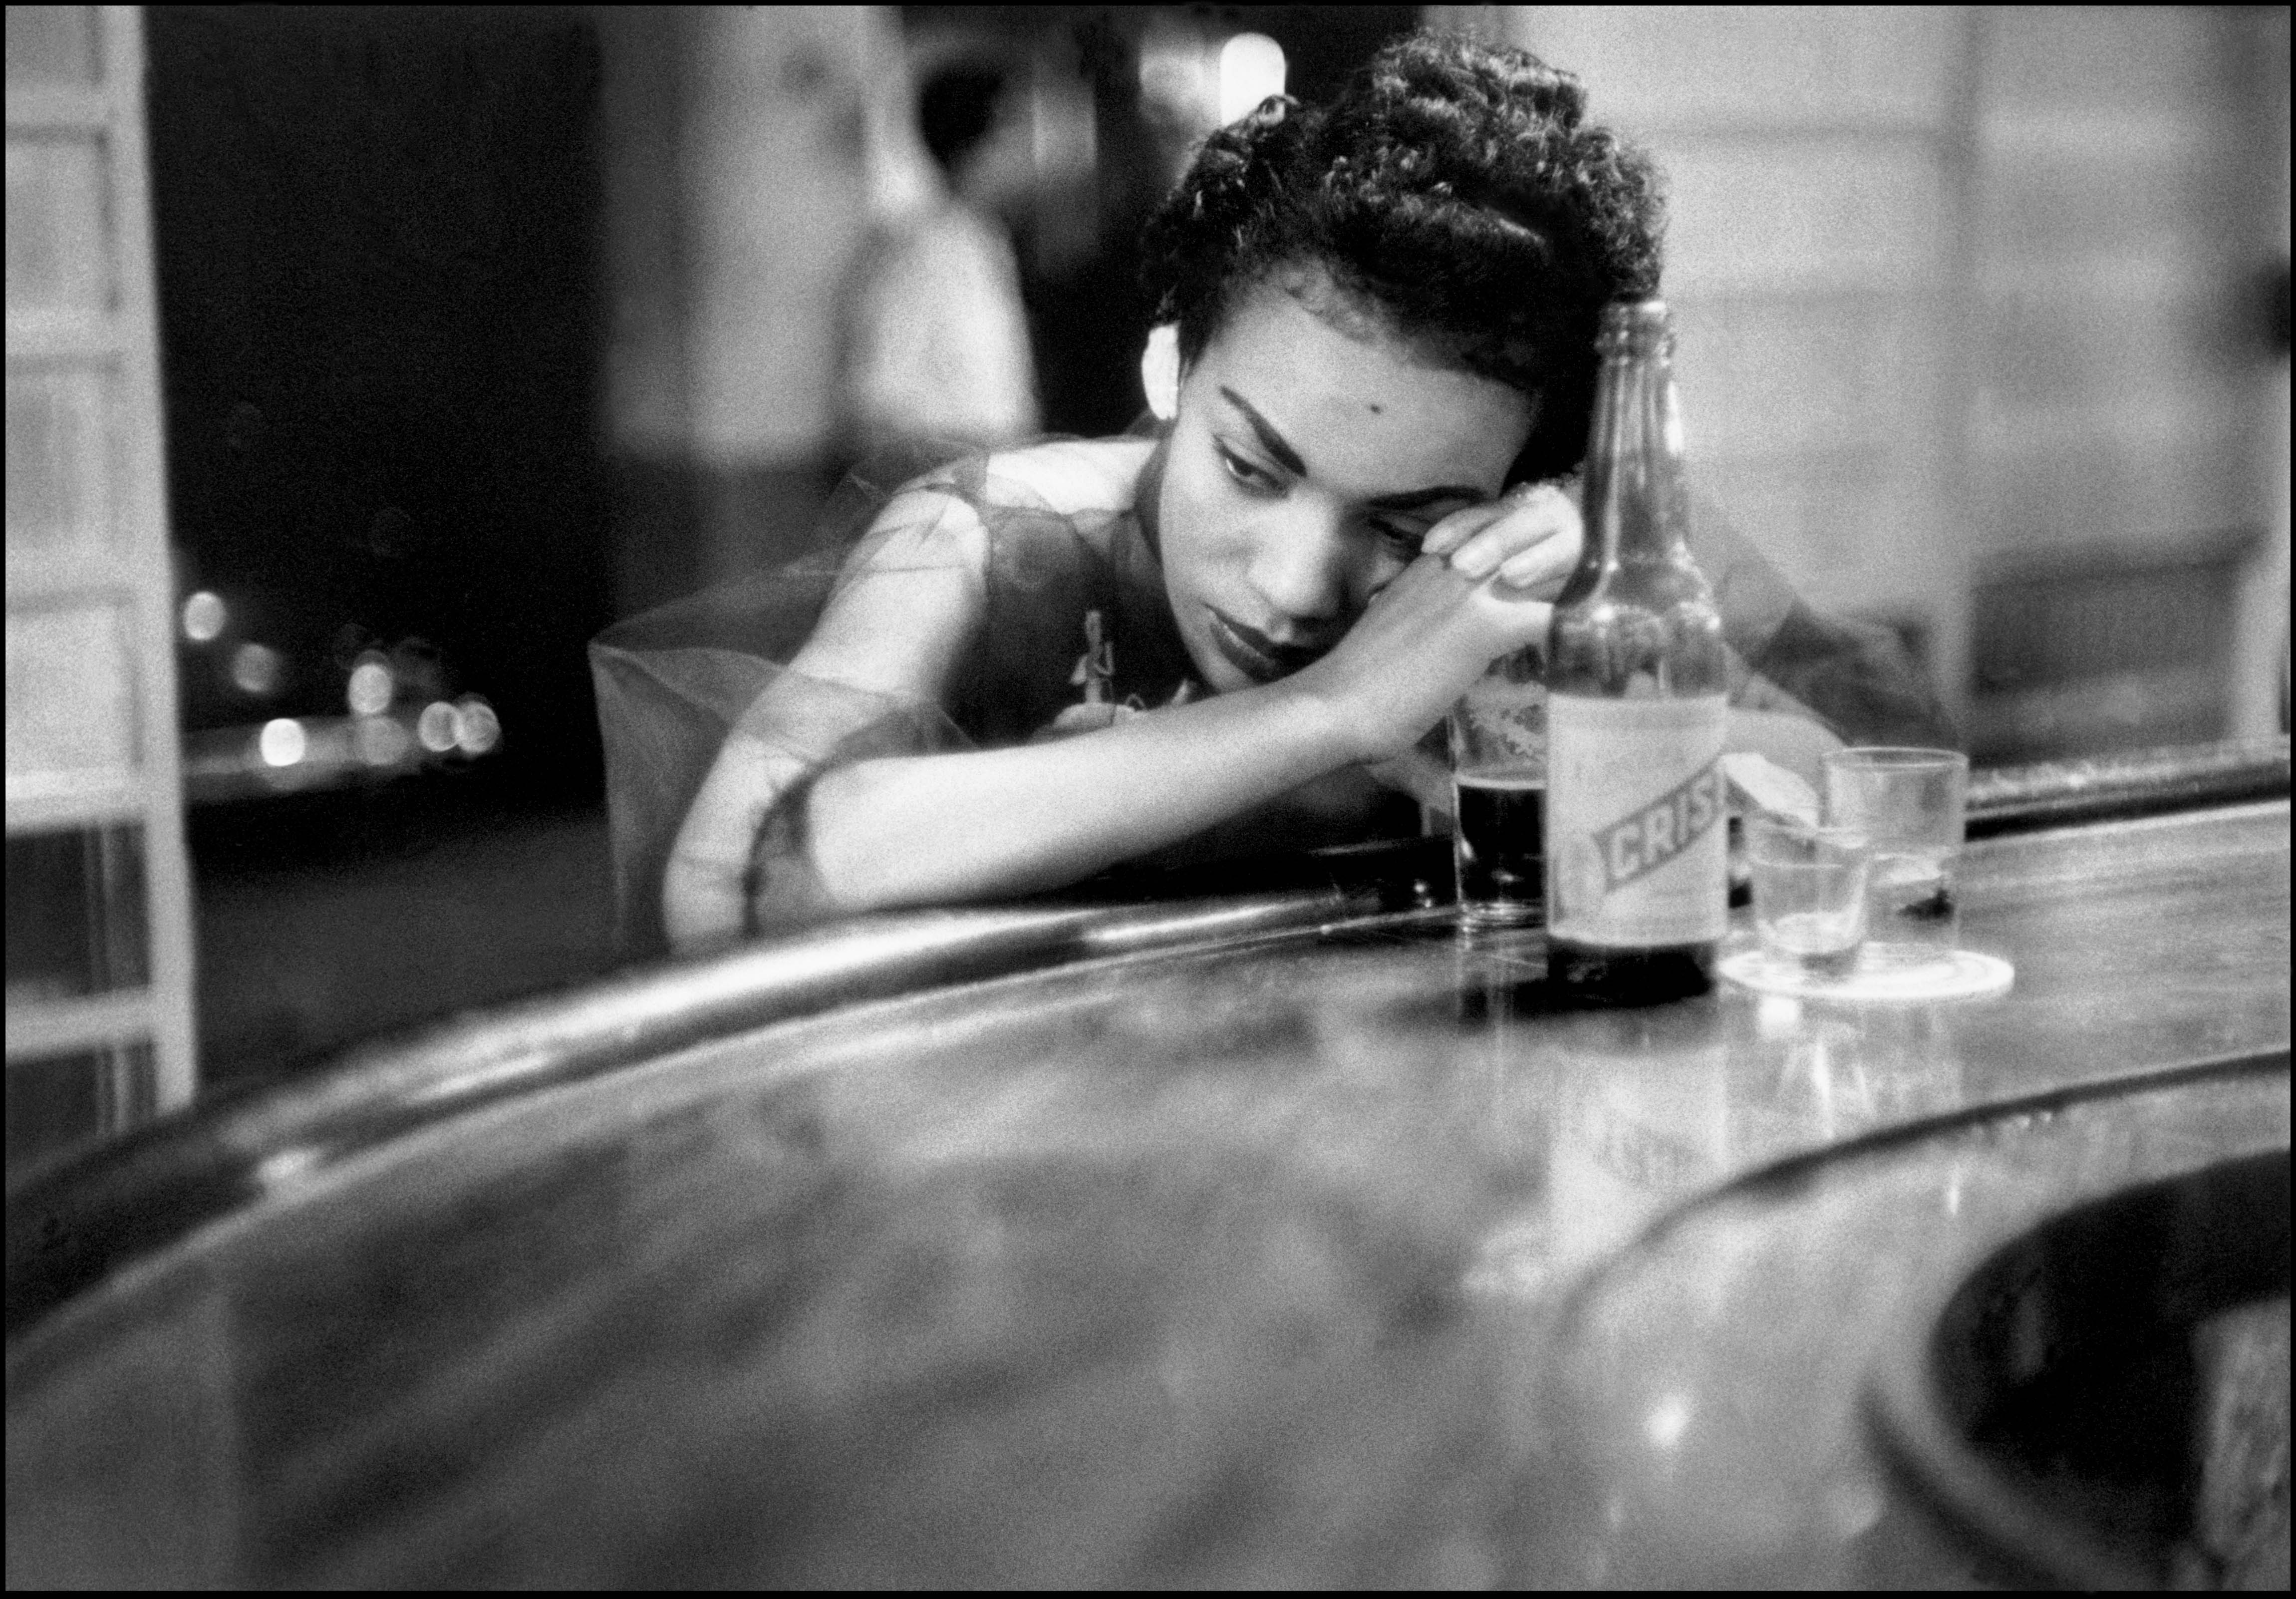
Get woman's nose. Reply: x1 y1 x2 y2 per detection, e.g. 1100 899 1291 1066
1245 510 1352 632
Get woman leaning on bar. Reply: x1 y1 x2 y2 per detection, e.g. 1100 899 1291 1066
589 30 1954 953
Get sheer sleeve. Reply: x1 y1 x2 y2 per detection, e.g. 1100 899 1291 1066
589 439 1180 955
1696 493 1960 749
588 448 985 955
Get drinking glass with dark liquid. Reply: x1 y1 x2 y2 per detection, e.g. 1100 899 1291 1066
1544 300 1729 1003
1448 646 1547 925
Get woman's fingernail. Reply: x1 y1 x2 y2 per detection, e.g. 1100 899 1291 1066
1451 548 1498 578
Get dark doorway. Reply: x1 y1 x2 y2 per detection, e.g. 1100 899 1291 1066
143 7 620 1087
145 5 611 811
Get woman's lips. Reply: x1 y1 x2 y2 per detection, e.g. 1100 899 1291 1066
1204 606 1319 685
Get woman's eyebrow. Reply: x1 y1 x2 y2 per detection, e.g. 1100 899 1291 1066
1216 386 1480 509
1364 485 1480 511
1217 386 1308 476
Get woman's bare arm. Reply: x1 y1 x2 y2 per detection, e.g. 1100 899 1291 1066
662 489 991 947
669 547 1554 936
796 533 1564 913
668 468 1583 940
802 673 1361 910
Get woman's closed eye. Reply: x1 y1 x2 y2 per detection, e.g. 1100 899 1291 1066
1216 442 1283 495
1367 516 1429 556
1216 438 1439 557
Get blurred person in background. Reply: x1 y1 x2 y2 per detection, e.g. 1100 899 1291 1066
844 57 1041 456
595 30 1949 953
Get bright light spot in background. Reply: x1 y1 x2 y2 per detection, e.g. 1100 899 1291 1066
453 696 501 756
182 591 227 642
258 717 307 767
231 641 284 695
1138 22 1217 134
346 653 394 716
1217 33 1286 125
415 701 462 753
1644 1393 1693 1451
353 713 411 767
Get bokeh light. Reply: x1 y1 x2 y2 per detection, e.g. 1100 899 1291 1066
1138 22 1217 135
453 696 501 756
181 591 227 643
415 701 462 753
1645 1393 1693 1451
353 713 412 767
230 641 284 695
1217 33 1286 125
258 718 307 767
346 653 394 716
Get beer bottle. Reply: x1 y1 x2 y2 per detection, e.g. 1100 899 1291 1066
1544 300 1728 1002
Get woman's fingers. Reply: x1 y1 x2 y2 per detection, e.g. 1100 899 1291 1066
1462 580 1557 659
1364 748 1455 812
1493 598 1555 652
1418 498 1510 559
1480 534 1572 597
1444 483 1580 581
1496 539 1571 591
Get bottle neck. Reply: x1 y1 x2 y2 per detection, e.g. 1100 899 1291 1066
1580 326 1690 568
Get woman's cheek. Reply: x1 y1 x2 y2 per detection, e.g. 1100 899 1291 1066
1359 550 1412 608
1171 495 1254 576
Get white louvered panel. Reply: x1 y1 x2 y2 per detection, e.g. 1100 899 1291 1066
4 133 112 314
1656 137 1953 301
5 5 103 88
6 7 196 1130
1520 6 1958 136
1695 444 1947 621
5 362 113 560
4 597 140 785
1670 292 1946 466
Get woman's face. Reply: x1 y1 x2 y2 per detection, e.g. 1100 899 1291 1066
1156 273 1534 692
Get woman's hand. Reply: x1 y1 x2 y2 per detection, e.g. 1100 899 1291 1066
1421 480 1581 597
1298 483 1584 761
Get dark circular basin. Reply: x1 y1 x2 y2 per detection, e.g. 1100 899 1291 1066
1869 1150 2290 1589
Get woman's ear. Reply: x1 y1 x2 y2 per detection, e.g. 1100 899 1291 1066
1141 323 1180 423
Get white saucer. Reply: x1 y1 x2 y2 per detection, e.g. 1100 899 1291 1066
1719 944 2015 1002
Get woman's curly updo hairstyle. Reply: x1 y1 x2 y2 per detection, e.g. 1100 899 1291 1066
1140 31 1664 484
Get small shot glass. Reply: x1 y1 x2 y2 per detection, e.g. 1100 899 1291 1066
1821 748 1969 952
1745 813 1872 977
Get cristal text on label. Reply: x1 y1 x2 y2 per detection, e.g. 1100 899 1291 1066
1594 759 1722 893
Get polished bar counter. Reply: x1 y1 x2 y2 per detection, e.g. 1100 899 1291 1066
6 742 2290 1588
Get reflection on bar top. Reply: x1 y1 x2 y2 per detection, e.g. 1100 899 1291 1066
2 759 2287 1587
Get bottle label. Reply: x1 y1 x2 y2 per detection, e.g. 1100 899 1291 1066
1546 694 1728 947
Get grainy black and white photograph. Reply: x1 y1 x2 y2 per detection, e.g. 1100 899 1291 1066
5 3 2289 1588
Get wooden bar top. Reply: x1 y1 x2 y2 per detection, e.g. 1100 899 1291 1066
6 781 2289 1587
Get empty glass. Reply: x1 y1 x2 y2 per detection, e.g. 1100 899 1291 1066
1745 814 1872 976
1821 748 1969 954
